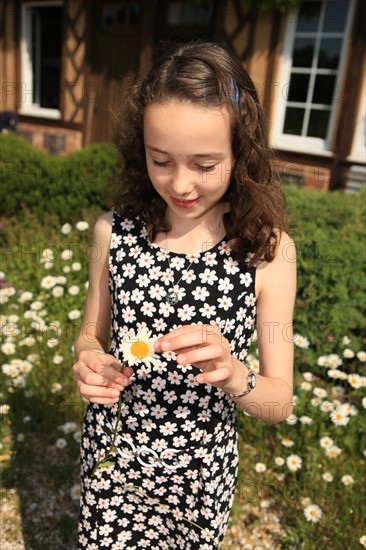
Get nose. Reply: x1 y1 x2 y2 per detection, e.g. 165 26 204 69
171 165 194 197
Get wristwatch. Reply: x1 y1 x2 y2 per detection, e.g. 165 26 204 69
223 365 256 399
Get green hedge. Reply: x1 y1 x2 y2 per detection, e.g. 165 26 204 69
0 133 118 223
1 134 364 356
286 185 365 359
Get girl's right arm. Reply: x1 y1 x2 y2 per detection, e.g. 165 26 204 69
72 211 133 404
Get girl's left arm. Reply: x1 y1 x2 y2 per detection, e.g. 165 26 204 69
245 231 296 423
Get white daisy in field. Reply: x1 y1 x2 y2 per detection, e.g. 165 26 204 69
310 397 322 407
68 309 81 320
320 401 335 413
325 445 342 459
360 535 366 546
274 457 285 466
40 275 57 289
61 223 72 235
294 334 309 348
357 351 366 362
70 484 81 500
40 248 54 262
300 381 312 392
51 382 62 393
0 404 10 414
342 336 351 346
330 410 350 426
286 454 302 471
301 497 312 507
343 348 355 359
119 327 159 370
76 221 89 231
322 472 333 482
63 266 70 273
1 342 15 355
30 300 44 311
348 373 363 389
313 387 327 398
55 438 67 449
362 397 366 409
299 416 312 425
341 474 354 486
320 436 334 449
18 291 33 302
68 285 80 296
52 286 64 298
304 504 322 523
72 262 82 271
53 354 64 365
254 462 267 473
332 385 345 396
286 413 298 425
61 249 73 261
317 355 329 367
281 438 295 447
302 372 313 381
328 354 342 368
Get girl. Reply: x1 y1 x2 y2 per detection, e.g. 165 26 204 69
73 41 296 549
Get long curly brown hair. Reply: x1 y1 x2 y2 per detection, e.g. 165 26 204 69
113 41 287 265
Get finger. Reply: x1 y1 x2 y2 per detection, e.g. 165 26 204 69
87 396 121 405
177 344 224 367
78 382 124 401
157 326 219 353
77 361 132 387
196 367 230 385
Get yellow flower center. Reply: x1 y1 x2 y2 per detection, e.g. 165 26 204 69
131 340 149 359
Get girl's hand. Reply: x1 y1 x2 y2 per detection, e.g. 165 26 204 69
154 324 244 393
72 350 134 405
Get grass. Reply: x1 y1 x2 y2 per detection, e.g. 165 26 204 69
0 207 365 549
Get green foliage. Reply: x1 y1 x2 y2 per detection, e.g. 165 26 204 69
0 133 118 223
0 142 365 548
285 185 366 359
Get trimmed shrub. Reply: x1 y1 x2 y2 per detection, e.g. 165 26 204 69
0 133 118 222
286 185 365 360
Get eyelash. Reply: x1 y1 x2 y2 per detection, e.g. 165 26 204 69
152 160 218 172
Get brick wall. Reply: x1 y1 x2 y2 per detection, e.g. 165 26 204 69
16 122 83 155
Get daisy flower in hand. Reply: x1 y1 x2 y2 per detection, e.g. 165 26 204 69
119 327 159 371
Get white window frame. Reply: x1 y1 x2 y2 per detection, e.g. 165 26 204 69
271 0 355 155
20 1 63 119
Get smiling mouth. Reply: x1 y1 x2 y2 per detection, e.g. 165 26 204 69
170 197 199 208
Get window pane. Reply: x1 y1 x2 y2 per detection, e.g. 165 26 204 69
307 109 330 138
36 7 62 109
312 74 336 104
296 1 322 32
283 107 305 135
129 4 141 25
293 37 315 68
318 38 342 69
288 73 310 102
322 0 348 32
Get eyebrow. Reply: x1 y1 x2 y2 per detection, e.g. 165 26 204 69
145 145 225 158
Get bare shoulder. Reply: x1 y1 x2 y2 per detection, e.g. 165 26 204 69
93 211 114 241
255 230 296 297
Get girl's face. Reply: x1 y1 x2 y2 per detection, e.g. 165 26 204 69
144 100 234 226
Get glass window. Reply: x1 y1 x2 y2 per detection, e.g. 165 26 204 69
22 3 63 114
281 0 351 143
167 1 213 26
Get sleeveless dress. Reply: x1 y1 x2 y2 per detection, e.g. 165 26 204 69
77 211 256 550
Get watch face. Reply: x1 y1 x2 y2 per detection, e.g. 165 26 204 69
248 372 256 389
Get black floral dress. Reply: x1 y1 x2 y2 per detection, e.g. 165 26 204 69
78 212 256 550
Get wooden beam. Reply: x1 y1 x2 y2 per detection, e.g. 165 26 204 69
330 0 366 190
